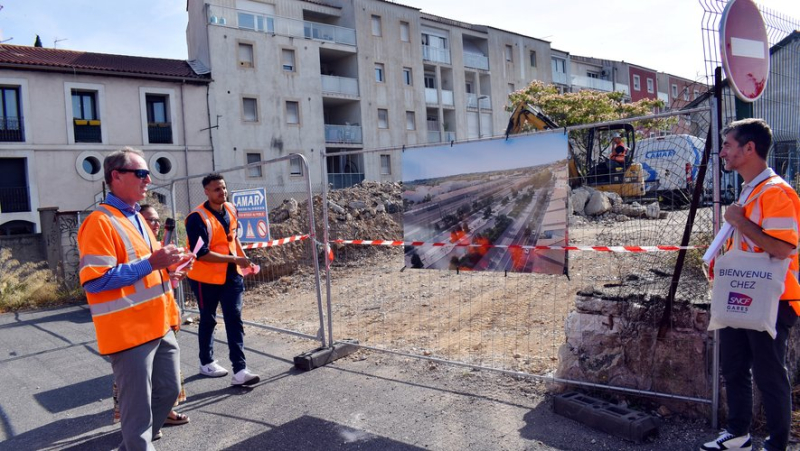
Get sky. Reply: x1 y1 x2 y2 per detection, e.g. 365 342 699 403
0 0 797 81
403 133 567 181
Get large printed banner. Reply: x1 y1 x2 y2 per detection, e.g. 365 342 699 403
402 133 569 274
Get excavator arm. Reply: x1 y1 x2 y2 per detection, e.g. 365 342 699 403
505 103 559 138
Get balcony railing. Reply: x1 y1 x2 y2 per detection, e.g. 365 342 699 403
425 88 438 104
571 75 614 92
328 172 365 189
463 52 489 70
74 120 101 143
0 186 30 213
552 71 568 85
441 90 454 106
0 117 24 142
325 124 362 144
422 45 451 64
208 5 356 46
148 123 173 144
427 131 456 144
466 94 491 109
321 75 359 97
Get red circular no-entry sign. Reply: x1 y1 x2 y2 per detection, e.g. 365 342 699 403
720 0 770 102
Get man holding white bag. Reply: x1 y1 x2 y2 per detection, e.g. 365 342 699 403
702 119 800 451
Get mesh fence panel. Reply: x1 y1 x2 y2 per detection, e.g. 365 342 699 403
323 107 716 406
701 0 800 190
154 159 327 343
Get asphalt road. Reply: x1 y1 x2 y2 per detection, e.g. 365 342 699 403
1 305 789 451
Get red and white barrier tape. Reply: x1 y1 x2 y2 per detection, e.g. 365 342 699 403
330 239 705 252
242 234 309 249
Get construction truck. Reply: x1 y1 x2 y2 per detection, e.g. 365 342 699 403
505 103 646 200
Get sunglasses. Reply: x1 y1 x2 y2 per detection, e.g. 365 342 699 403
144 217 160 224
117 168 150 179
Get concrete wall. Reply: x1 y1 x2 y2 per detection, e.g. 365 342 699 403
0 233 45 265
39 207 84 288
190 0 559 190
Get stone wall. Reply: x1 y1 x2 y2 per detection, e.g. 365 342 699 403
0 233 46 265
39 207 84 288
555 291 714 418
555 291 800 420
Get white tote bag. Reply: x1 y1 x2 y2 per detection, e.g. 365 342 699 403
708 229 788 338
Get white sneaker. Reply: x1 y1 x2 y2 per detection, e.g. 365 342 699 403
700 431 751 450
199 360 228 378
231 368 260 386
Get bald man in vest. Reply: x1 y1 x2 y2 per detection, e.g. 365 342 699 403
701 119 800 451
186 173 260 386
78 147 193 450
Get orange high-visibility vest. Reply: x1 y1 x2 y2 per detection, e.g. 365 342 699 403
730 176 800 315
610 143 627 163
186 202 242 285
78 205 179 355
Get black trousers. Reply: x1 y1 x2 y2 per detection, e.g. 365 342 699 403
720 301 797 451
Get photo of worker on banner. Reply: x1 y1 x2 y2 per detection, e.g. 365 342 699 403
402 133 569 274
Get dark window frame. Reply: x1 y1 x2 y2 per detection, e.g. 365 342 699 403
0 86 23 142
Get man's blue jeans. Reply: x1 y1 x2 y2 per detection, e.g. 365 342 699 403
190 274 247 374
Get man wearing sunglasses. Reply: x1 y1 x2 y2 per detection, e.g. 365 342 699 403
77 147 194 450
185 172 260 386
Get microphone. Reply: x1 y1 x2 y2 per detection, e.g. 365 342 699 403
163 218 175 246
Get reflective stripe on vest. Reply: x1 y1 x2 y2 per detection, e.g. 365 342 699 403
89 279 171 317
80 254 117 269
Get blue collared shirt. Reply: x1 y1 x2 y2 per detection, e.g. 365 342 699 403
83 193 155 293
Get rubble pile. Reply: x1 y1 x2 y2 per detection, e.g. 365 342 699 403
571 186 666 222
248 181 404 270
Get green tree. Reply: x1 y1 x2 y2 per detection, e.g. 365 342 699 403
508 80 677 176
508 80 668 127
34 35 43 47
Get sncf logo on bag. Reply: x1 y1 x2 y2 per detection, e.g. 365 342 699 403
727 292 753 312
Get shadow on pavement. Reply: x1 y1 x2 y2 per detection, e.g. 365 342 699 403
0 307 92 331
34 374 114 413
225 415 426 450
1 410 114 450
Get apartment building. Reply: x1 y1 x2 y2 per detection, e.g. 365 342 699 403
0 45 212 234
569 55 630 98
627 64 659 102
186 0 553 189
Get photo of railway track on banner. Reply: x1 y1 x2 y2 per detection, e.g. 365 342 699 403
402 133 569 274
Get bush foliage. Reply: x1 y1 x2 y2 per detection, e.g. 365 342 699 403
0 248 84 312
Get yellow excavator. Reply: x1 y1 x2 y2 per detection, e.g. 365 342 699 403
505 103 646 199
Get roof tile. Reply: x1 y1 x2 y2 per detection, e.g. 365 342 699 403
0 44 209 81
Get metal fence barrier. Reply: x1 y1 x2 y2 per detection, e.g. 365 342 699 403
315 106 719 418
149 154 328 347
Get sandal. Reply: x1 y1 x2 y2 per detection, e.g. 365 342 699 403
164 411 190 425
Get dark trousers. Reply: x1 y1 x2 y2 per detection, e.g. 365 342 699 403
190 275 246 374
720 301 797 451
